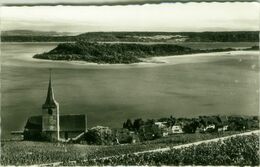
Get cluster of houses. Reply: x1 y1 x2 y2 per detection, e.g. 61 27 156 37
151 116 236 135
81 114 259 145
19 73 259 144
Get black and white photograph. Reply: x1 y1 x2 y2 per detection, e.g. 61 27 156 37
0 0 259 166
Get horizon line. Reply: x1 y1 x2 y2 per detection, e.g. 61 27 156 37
2 29 259 33
1 0 257 6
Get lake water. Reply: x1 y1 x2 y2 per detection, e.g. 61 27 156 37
1 42 259 139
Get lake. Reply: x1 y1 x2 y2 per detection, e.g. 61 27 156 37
1 42 259 139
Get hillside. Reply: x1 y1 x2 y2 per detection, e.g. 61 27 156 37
77 31 259 42
2 30 74 36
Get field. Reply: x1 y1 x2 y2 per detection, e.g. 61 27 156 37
0 131 255 166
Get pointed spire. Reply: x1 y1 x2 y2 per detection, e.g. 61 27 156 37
44 69 57 107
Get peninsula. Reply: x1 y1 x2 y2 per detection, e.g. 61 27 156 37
33 41 248 64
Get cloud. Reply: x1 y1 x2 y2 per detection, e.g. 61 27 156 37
1 2 259 32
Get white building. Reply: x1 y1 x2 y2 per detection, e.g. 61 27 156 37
171 125 183 134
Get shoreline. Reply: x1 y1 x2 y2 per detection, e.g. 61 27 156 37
2 50 258 69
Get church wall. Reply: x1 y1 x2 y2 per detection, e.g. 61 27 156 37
23 130 43 141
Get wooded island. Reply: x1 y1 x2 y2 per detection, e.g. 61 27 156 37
33 41 250 64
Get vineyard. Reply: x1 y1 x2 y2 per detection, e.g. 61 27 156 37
76 133 259 166
1 132 259 166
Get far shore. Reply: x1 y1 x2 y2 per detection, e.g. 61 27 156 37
1 41 258 45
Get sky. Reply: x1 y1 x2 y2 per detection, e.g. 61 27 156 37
2 0 256 5
1 2 259 33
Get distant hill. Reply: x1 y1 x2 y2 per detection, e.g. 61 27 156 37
2 30 74 36
77 31 259 42
1 31 259 42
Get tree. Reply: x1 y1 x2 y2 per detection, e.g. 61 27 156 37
183 121 199 133
133 119 144 131
145 119 155 125
138 124 162 141
84 126 113 145
123 119 134 131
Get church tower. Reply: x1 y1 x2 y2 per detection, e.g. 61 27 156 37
42 71 60 141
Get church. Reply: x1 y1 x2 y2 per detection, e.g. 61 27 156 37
23 73 87 142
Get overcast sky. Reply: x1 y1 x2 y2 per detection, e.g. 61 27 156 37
1 2 259 33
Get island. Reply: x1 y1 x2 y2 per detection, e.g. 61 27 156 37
34 41 253 64
33 41 246 64
33 41 197 64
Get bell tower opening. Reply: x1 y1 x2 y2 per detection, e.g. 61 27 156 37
48 108 53 115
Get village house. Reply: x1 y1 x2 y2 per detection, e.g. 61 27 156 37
216 116 229 132
23 73 87 142
171 123 184 134
155 121 170 136
198 116 229 133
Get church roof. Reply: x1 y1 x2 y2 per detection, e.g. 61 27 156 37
25 116 42 130
24 115 86 132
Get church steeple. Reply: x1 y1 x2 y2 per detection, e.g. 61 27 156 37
42 69 60 141
43 69 57 107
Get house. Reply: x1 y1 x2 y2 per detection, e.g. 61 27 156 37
198 116 230 132
155 121 169 136
23 72 87 142
171 124 183 134
155 121 167 128
198 116 218 132
216 116 229 132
